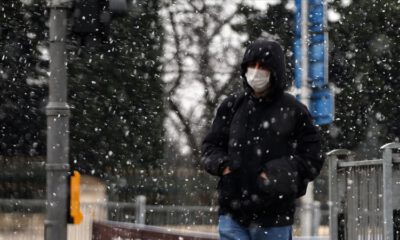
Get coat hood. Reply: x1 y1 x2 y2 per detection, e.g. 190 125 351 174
241 38 287 98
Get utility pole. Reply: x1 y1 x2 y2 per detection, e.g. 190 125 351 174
45 0 71 239
44 1 131 238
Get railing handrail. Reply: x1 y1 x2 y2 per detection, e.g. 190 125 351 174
105 220 218 237
0 199 219 215
337 159 383 167
0 198 45 207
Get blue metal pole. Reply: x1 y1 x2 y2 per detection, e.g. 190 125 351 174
308 0 334 125
294 0 302 99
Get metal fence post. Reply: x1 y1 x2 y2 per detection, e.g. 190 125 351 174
135 195 146 225
380 142 400 240
327 149 354 240
311 201 321 236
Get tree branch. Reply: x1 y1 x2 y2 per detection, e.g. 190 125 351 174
206 9 238 45
167 9 184 95
167 97 201 162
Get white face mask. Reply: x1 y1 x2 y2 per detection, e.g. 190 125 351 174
245 67 271 93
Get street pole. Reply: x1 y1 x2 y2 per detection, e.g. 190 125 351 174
300 0 310 107
45 1 71 239
295 0 314 236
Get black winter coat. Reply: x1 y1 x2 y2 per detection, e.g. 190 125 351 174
201 39 324 227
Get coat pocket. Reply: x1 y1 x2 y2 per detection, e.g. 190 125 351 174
260 157 300 201
218 171 241 211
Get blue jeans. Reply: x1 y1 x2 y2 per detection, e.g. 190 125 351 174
219 214 292 240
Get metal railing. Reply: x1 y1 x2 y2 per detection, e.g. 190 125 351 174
328 142 400 240
0 199 219 240
0 199 329 239
0 199 44 240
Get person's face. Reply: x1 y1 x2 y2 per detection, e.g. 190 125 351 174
245 61 272 95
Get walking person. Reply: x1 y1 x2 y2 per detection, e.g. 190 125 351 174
201 38 324 240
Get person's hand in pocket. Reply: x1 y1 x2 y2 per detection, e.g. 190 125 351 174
223 167 232 176
260 171 268 180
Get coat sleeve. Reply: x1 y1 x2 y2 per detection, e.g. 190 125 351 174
291 103 324 183
201 97 234 176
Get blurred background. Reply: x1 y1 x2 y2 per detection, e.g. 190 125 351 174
1 0 399 239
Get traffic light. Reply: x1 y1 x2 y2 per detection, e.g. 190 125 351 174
71 0 131 45
67 170 83 224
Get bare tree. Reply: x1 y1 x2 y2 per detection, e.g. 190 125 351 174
161 0 246 165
